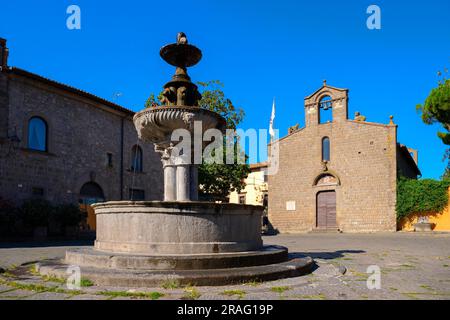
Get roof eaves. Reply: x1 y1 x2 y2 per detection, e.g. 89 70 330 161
8 67 136 116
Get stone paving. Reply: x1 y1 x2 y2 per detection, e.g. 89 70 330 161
0 232 449 300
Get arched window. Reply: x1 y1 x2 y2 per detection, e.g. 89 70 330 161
319 96 333 124
322 137 330 161
28 117 47 151
131 145 143 172
79 182 105 204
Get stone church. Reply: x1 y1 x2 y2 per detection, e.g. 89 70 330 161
0 38 163 210
268 81 420 233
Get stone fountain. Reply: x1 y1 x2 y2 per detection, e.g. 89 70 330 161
37 33 313 287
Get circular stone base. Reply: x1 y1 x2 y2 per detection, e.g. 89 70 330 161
92 201 264 255
66 245 289 270
37 256 314 287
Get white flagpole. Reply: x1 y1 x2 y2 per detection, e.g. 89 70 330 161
269 97 275 142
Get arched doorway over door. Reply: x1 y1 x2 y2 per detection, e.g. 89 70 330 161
79 182 105 231
316 190 336 230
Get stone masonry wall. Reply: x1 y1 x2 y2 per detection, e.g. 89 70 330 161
0 72 163 205
0 72 8 138
269 121 398 233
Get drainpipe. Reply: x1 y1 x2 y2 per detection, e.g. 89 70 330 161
120 117 124 200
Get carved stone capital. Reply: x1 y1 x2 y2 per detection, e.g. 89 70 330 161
155 143 176 166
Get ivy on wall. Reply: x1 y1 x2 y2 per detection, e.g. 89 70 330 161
396 177 450 220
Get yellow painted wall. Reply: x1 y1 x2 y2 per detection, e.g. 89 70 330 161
398 187 450 231
229 170 267 205
80 204 96 231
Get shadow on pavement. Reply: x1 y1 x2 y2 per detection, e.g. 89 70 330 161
289 249 365 260
0 240 94 249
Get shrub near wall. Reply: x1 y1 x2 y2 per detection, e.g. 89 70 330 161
0 198 19 236
21 199 52 228
0 199 84 238
53 204 85 236
397 177 450 222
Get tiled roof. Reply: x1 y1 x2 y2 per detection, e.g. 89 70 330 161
6 67 136 116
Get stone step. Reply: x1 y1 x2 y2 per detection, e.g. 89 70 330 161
309 228 341 233
37 256 314 287
65 245 289 270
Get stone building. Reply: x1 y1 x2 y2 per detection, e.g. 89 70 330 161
229 162 268 206
268 81 420 233
0 39 163 216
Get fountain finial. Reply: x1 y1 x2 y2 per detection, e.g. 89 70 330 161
177 32 188 44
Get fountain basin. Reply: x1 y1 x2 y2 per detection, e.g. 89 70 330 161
93 201 263 255
160 43 202 67
133 106 226 146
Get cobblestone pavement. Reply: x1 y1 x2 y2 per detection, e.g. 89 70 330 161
0 232 449 300
0 240 92 270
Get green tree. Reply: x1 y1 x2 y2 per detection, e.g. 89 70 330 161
197 80 244 130
443 168 450 180
417 69 450 177
198 144 250 201
145 93 161 108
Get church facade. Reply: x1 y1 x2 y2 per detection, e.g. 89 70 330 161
0 38 163 208
268 82 420 233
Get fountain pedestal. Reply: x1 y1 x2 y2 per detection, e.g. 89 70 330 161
36 33 313 287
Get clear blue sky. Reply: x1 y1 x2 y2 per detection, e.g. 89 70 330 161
1 0 449 179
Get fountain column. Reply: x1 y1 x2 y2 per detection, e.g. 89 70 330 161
163 164 177 201
190 165 199 201
176 164 190 201
157 145 177 201
156 144 197 201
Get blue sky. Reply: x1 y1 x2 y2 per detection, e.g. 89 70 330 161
1 0 449 179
